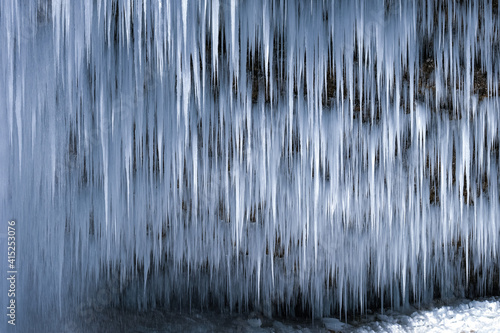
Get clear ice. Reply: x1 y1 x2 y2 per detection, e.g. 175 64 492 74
1 0 500 328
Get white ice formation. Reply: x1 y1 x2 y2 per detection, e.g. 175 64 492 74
1 0 500 329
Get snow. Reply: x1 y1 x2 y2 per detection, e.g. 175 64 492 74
323 318 354 332
353 298 500 333
1 0 500 331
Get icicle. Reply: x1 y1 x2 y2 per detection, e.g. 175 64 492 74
2 2 500 330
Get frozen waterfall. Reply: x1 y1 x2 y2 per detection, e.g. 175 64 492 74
1 0 500 330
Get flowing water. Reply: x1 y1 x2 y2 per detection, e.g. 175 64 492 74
1 0 500 331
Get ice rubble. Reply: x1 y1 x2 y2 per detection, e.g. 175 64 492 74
1 0 500 329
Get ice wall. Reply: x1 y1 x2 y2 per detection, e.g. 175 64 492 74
1 0 500 327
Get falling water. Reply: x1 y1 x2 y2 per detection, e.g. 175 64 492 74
1 0 500 330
